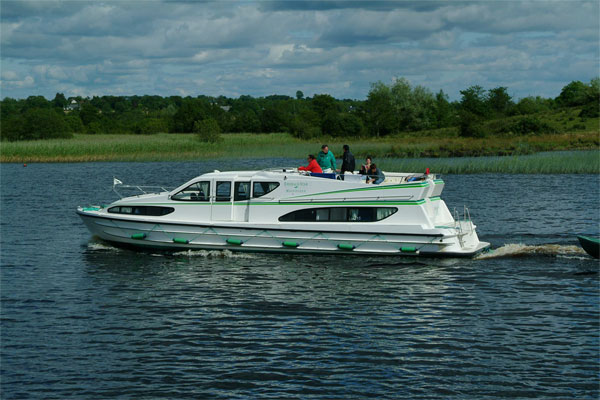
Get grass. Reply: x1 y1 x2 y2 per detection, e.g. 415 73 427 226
381 151 600 174
1 131 598 173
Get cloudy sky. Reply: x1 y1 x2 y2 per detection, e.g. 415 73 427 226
1 0 598 101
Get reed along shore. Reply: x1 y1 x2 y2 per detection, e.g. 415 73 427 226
1 132 598 174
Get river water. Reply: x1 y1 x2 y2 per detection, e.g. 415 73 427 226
1 161 599 399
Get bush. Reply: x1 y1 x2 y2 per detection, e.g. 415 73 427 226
194 118 221 143
134 118 169 134
1 108 72 141
64 114 85 133
289 117 321 139
579 100 599 118
505 116 557 135
458 111 487 138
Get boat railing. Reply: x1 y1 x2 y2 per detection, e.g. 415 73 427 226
261 167 300 173
112 178 173 199
453 206 475 248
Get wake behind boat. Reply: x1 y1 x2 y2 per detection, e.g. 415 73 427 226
77 168 490 257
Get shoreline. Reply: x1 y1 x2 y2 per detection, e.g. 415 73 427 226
1 132 598 173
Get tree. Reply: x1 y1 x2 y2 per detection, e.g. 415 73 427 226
580 77 600 118
23 95 51 111
515 96 553 115
556 80 589 107
337 113 365 137
79 102 100 126
434 90 454 128
21 108 71 140
171 98 210 133
407 84 436 131
311 94 338 120
261 103 290 133
296 90 304 100
460 85 489 117
365 82 395 137
233 109 261 133
194 118 221 143
52 93 68 109
487 87 513 116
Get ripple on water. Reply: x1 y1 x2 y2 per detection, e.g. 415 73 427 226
1 165 598 399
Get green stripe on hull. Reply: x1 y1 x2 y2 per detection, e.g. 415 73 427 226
289 182 430 199
117 199 429 207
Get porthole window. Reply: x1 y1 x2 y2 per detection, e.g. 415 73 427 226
279 207 397 222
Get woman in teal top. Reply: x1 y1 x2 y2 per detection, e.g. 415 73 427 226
317 144 336 172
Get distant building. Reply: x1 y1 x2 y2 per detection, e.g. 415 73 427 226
64 100 79 112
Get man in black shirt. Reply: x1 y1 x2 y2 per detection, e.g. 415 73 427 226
339 144 356 179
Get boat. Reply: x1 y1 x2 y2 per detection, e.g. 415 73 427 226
77 168 490 257
577 235 600 259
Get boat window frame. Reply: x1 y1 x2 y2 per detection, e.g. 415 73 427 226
234 181 251 201
171 181 211 202
108 205 175 216
215 181 232 202
278 207 398 222
252 181 280 198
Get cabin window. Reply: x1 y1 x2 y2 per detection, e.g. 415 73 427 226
330 207 347 222
234 182 251 201
279 207 397 222
108 206 175 216
316 209 329 221
172 181 210 201
252 182 279 198
216 181 231 202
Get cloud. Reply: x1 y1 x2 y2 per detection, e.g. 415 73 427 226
0 0 598 100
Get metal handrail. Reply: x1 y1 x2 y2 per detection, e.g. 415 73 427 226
112 178 173 199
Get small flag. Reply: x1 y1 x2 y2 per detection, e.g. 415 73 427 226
113 177 123 186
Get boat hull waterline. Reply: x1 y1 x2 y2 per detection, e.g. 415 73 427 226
77 169 490 257
78 213 489 257
577 235 600 259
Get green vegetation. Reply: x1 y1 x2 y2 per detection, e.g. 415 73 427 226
1 132 598 173
383 151 599 174
1 78 598 141
0 78 598 173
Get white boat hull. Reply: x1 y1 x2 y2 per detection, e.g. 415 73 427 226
78 211 489 257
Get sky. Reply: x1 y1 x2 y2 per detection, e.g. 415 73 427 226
1 0 598 101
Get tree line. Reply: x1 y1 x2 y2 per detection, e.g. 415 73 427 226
1 78 598 142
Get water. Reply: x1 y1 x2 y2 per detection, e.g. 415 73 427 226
1 161 599 399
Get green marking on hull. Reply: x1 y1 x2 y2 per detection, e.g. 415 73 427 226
114 199 428 207
289 182 430 199
131 233 146 240
226 238 243 245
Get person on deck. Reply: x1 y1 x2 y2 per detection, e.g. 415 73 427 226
359 156 373 175
317 144 336 173
298 154 323 173
367 163 385 184
338 144 356 179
